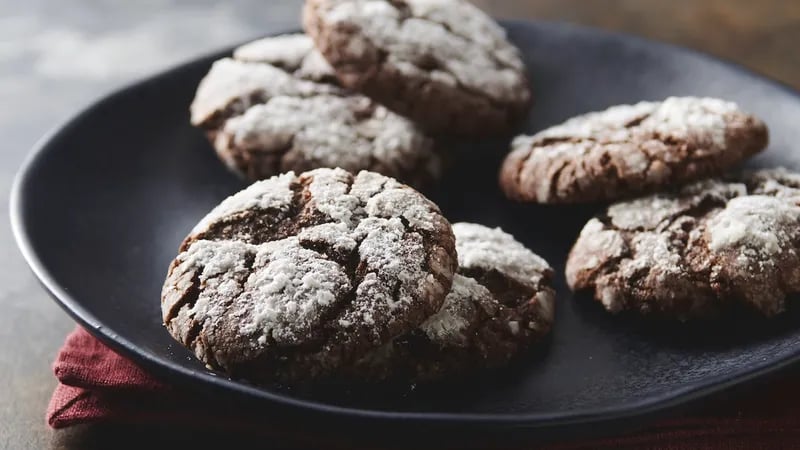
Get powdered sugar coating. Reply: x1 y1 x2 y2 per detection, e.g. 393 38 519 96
418 223 556 343
419 274 487 344
648 97 736 147
746 167 800 199
218 94 436 183
234 35 337 83
298 222 358 254
191 171 295 235
162 168 457 383
303 0 531 135
453 222 551 290
190 57 337 127
567 169 800 319
533 97 736 148
172 238 351 348
233 34 316 67
162 240 255 329
501 97 768 203
707 196 799 254
365 188 439 231
313 0 523 103
353 223 555 380
191 33 438 186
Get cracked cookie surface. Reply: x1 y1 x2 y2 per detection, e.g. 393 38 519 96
161 168 457 383
190 33 439 187
500 97 768 204
566 168 800 319
353 223 555 381
303 0 531 136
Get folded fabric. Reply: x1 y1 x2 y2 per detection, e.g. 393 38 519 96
48 326 800 449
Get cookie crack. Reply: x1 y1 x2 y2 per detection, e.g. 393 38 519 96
623 112 650 128
454 269 553 366
269 183 372 361
459 268 532 310
534 135 590 146
201 90 271 130
270 229 372 362
201 252 256 358
387 0 412 19
572 224 633 287
509 146 536 195
301 246 365 353
394 208 438 279
660 195 728 232
164 271 201 325
547 160 570 202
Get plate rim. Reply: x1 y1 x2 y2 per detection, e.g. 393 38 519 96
11 19 800 431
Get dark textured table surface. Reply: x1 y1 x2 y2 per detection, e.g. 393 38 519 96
2 1 798 448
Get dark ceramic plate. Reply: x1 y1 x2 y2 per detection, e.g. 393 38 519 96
12 20 800 442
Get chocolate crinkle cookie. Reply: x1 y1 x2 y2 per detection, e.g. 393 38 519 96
161 168 457 383
303 0 531 136
501 97 768 203
566 168 800 320
353 223 555 381
190 33 439 187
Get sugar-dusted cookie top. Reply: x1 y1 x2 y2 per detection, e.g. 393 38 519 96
501 97 768 203
303 0 531 135
566 168 800 319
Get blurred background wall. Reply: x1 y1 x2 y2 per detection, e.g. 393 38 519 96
475 0 800 89
2 0 797 154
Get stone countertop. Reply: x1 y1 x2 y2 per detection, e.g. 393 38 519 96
1 1 798 448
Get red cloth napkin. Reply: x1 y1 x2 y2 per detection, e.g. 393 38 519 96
48 327 800 448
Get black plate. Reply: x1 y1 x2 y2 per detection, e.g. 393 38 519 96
12 20 800 441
